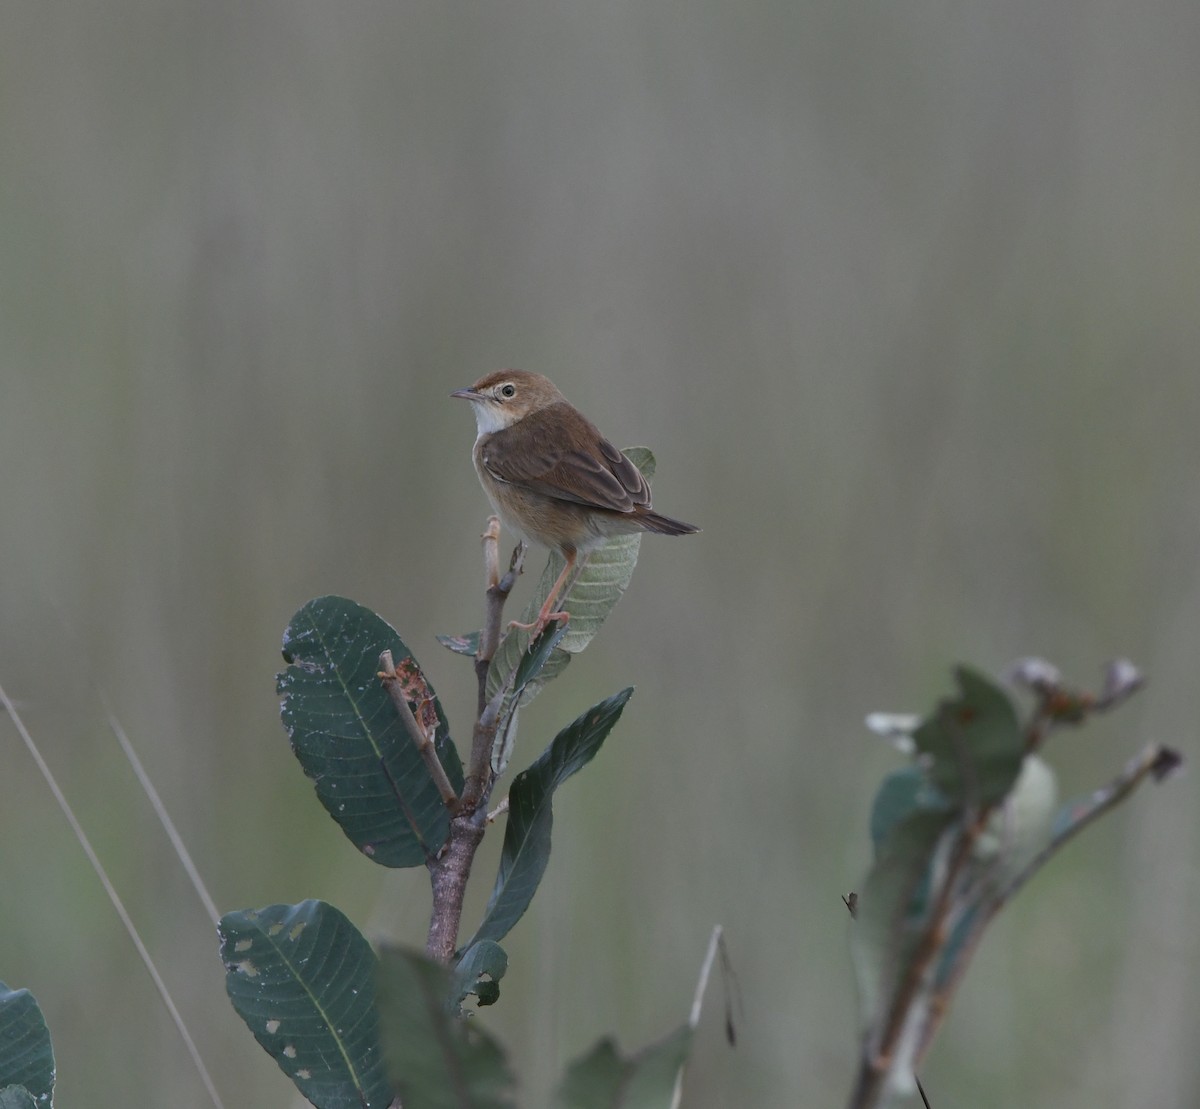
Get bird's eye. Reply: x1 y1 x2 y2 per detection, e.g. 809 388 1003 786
499 383 516 399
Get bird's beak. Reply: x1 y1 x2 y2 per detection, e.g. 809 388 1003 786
450 387 479 401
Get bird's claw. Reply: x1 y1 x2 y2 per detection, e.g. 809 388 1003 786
508 610 570 636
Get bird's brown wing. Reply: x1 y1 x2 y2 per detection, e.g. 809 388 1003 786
480 403 651 513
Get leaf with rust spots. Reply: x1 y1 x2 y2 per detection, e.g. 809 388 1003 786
393 657 440 735
912 666 1024 808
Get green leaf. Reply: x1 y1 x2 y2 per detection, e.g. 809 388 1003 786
450 941 509 1010
219 900 392 1109
619 445 656 480
377 946 516 1109
0 1089 37 1109
486 448 657 707
929 755 1061 995
437 632 481 657
278 596 464 867
490 622 570 775
975 754 1059 886
554 1026 693 1109
868 766 951 856
912 666 1024 807
511 621 569 694
465 688 634 950
0 984 53 1107
850 810 956 1036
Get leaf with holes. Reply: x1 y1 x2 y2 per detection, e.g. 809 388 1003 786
450 941 509 1011
279 596 464 867
219 900 392 1109
0 984 53 1108
465 688 634 950
377 946 516 1108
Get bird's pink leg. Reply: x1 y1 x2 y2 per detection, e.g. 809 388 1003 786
509 549 581 634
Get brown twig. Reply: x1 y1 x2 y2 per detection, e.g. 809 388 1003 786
461 530 526 809
1009 656 1148 752
852 742 1182 1107
423 520 526 961
474 526 526 717
852 702 998 1107
849 814 985 1109
482 515 501 589
378 651 459 809
910 741 1182 1065
850 664 1171 1108
460 688 506 812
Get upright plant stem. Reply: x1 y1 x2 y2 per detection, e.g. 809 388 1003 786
425 817 486 963
424 518 524 962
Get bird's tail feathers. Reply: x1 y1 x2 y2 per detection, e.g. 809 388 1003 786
638 509 700 536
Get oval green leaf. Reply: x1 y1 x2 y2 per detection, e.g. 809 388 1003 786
219 900 392 1109
279 595 464 867
465 688 634 951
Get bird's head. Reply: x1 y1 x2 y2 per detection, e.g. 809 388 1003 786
451 370 567 434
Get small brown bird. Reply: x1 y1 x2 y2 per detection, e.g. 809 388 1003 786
452 370 699 630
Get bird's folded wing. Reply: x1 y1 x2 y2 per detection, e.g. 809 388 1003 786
480 409 652 514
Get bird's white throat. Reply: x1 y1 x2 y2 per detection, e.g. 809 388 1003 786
469 401 514 438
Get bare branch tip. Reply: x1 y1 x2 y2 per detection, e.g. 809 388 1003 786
1098 658 1147 710
1150 745 1184 782
1005 656 1063 695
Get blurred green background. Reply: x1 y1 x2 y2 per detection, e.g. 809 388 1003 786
2 1 1198 1106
